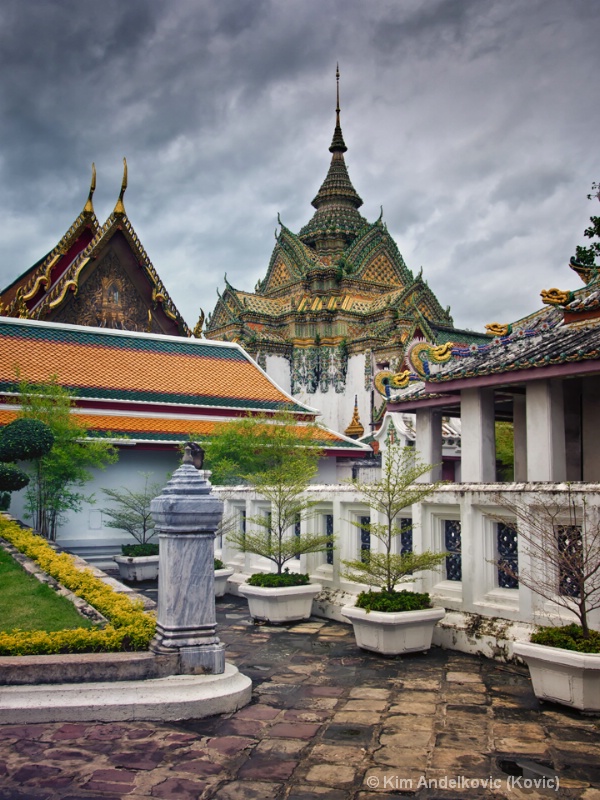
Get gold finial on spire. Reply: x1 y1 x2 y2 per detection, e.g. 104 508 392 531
344 395 365 440
113 157 128 216
83 162 96 215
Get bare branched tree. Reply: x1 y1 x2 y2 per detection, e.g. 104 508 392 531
493 488 600 639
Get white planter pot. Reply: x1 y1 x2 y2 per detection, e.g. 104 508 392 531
114 555 159 582
513 640 600 711
239 582 322 623
214 567 234 598
341 605 446 655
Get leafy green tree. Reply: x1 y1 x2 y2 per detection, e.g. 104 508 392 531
16 379 118 540
102 473 162 546
342 443 446 593
575 181 600 267
0 418 55 510
205 411 334 573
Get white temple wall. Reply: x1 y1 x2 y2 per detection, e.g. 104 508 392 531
264 354 291 395
9 448 180 565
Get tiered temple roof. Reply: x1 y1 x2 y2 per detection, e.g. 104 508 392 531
205 71 489 377
0 161 189 337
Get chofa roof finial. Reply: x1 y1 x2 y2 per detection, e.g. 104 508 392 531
83 163 96 215
113 157 128 216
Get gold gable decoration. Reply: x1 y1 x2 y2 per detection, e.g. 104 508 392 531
266 261 291 291
360 254 401 286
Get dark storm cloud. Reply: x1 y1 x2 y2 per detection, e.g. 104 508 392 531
0 0 598 332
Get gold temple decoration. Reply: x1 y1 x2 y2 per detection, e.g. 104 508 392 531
540 288 573 306
147 309 153 333
113 158 128 216
344 395 364 439
193 308 205 338
83 163 96 215
485 322 510 336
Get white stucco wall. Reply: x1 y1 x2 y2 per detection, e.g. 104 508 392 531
9 447 180 556
264 354 291 395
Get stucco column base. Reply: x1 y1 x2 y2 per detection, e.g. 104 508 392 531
0 662 251 723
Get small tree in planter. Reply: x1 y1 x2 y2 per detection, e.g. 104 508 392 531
492 488 600 710
103 473 163 581
341 443 447 655
205 411 333 621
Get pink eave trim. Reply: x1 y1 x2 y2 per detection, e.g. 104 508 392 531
423 358 600 393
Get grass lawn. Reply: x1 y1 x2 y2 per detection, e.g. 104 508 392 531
0 547 95 633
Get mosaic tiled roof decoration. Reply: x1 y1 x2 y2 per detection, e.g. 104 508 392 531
205 70 486 397
386 272 600 405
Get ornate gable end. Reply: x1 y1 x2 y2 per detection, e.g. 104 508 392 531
347 226 412 289
359 253 403 288
52 244 159 333
263 259 293 295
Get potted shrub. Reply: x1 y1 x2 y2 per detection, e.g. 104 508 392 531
341 444 446 655
104 473 162 581
213 557 234 597
494 489 600 711
204 411 331 622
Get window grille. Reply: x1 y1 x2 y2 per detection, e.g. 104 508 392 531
557 525 583 597
497 522 519 588
325 514 334 565
360 516 371 563
444 520 462 581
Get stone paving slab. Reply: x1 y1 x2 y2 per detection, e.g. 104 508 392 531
0 595 599 798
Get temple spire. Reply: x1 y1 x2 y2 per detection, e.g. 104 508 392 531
298 67 365 250
329 64 347 154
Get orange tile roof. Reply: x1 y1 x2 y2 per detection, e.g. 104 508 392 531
0 318 306 412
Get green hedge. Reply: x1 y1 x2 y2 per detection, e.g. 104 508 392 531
0 517 156 655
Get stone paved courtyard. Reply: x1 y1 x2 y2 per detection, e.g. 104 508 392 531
1 595 599 799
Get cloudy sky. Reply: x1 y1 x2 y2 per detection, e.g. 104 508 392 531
0 0 598 333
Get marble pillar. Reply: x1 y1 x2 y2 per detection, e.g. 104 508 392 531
526 379 566 482
582 376 600 481
461 387 496 483
513 394 527 482
150 447 225 674
415 409 443 482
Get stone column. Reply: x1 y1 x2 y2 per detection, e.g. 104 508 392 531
513 394 527 482
582 376 600 481
150 447 225 675
415 409 443 482
460 388 496 483
526 379 566 482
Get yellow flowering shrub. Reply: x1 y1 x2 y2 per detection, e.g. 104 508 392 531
0 517 156 656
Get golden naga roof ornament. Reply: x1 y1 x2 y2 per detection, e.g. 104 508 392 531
540 287 574 306
344 395 365 439
113 157 128 216
83 163 96 215
485 322 510 337
193 308 205 338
